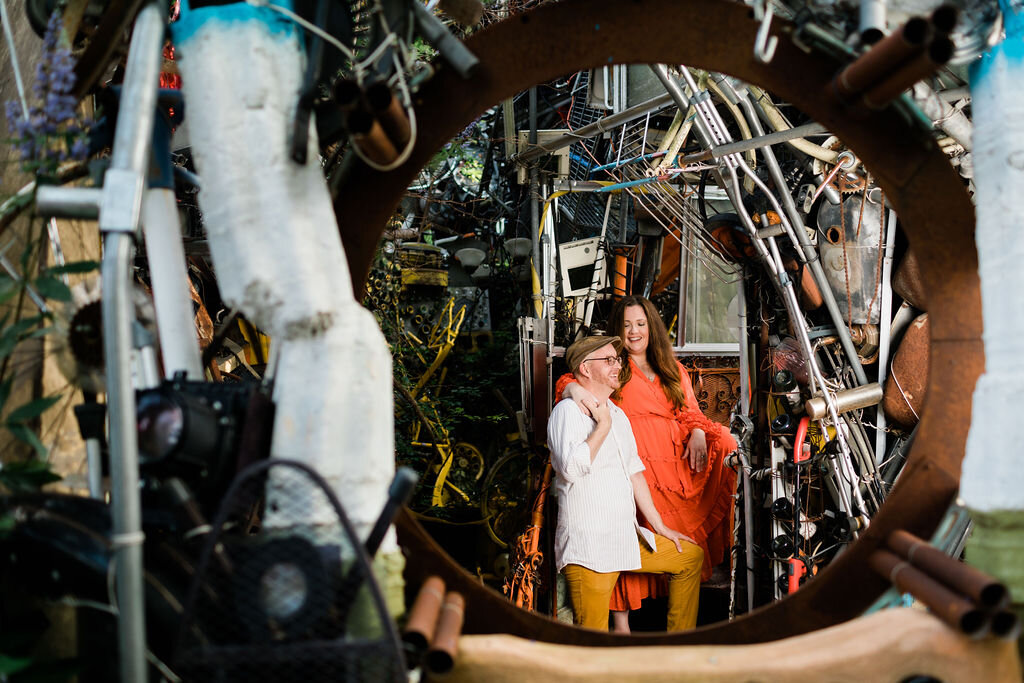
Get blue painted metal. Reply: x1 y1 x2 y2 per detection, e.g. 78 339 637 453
173 0 299 45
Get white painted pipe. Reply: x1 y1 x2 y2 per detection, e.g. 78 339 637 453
141 188 204 380
962 0 1024 515
172 5 396 552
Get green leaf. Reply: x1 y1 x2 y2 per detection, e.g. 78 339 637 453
0 277 20 305
32 276 71 302
43 260 99 276
26 326 57 340
0 459 60 491
5 425 49 459
0 514 14 538
6 395 62 423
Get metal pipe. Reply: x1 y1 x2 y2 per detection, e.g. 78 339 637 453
513 92 675 164
832 17 930 101
861 37 955 110
737 275 755 613
36 186 103 219
346 108 399 166
403 576 446 661
679 122 828 163
869 549 988 637
426 591 465 675
888 529 1009 609
859 0 887 45
806 383 884 419
875 208 898 463
366 81 412 149
101 6 165 681
142 188 204 379
529 85 543 322
734 82 869 387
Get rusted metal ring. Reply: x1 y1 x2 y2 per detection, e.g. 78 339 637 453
334 0 979 645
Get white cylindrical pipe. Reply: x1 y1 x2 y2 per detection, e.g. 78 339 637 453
961 0 1024 616
172 6 396 554
141 188 204 380
962 1 1024 515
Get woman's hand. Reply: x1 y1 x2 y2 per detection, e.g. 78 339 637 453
565 382 593 417
686 428 708 472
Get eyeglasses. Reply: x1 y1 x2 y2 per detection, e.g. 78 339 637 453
582 355 623 367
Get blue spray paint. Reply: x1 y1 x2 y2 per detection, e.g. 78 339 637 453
172 0 299 46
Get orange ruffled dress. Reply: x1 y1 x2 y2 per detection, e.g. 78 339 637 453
555 359 737 611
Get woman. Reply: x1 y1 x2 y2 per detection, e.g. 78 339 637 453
557 296 736 633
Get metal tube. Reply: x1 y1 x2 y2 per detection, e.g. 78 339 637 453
859 0 887 45
514 92 675 164
101 6 165 682
736 84 869 387
875 208 898 463
806 383 884 419
861 37 955 110
737 277 755 613
142 188 204 379
403 576 446 659
35 186 103 219
679 122 828 163
832 17 930 101
869 549 988 637
426 591 465 675
888 529 1009 609
86 438 103 499
529 86 542 321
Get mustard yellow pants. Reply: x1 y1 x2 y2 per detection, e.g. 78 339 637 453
563 534 704 631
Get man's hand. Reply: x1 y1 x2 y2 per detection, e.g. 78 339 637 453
565 383 592 417
685 428 708 472
655 524 698 553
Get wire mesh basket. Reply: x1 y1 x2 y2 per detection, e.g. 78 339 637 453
172 459 406 682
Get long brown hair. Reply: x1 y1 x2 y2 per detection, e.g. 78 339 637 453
606 296 687 410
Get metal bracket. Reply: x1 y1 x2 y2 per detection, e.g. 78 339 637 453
99 168 146 234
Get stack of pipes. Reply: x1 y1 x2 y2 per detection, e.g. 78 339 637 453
332 78 412 167
403 575 467 676
831 6 958 112
869 529 1019 639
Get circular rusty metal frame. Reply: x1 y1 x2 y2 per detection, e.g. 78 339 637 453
334 0 980 644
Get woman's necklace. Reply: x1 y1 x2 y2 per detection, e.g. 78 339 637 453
633 357 656 382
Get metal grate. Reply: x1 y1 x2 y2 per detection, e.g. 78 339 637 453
173 459 405 682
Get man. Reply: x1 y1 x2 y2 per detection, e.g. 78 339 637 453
548 335 704 631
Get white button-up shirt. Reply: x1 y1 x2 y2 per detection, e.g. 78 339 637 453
548 395 656 573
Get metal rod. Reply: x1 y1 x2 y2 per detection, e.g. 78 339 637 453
35 186 103 219
0 0 29 117
737 275 755 613
679 121 828 163
875 208 898 463
859 0 887 45
832 17 930 101
513 91 675 164
529 86 541 320
101 6 165 682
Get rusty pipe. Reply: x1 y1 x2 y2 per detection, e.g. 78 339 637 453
332 77 364 113
861 36 954 110
366 81 412 150
346 108 400 167
832 17 930 102
990 610 1021 641
930 4 959 35
869 549 988 637
426 591 466 675
403 575 447 662
887 529 1009 609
